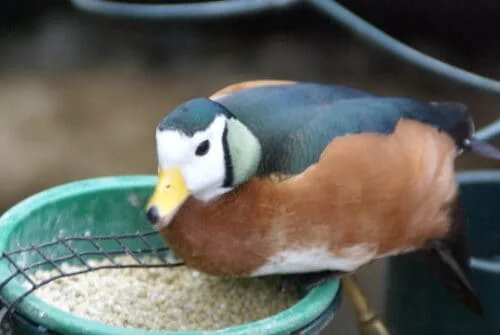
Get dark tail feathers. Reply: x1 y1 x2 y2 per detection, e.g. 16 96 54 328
430 102 500 161
420 197 484 316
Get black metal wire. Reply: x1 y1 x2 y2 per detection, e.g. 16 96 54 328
59 239 92 270
31 245 67 275
0 231 185 333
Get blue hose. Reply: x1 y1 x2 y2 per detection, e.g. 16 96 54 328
70 0 302 20
475 119 500 141
71 0 500 95
69 0 500 140
309 0 500 95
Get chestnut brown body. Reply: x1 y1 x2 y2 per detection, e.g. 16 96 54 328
161 119 457 276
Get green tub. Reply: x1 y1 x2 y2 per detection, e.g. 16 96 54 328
0 176 341 335
385 170 500 334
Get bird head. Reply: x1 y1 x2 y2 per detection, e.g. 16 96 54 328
145 98 261 229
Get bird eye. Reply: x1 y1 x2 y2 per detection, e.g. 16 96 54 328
195 140 210 156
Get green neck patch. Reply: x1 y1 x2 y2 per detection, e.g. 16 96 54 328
226 118 262 186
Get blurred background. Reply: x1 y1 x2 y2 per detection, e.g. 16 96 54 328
0 1 499 334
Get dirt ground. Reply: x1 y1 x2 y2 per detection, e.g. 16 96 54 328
0 2 499 334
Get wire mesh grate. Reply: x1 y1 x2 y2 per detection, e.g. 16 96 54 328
0 231 185 334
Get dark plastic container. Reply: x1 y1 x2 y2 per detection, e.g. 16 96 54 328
385 170 500 334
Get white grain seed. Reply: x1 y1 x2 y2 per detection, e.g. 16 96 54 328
26 255 299 331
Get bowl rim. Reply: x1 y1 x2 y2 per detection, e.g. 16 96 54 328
0 175 340 335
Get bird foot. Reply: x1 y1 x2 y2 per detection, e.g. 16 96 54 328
279 270 345 292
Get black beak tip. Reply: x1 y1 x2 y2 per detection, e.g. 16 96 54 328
146 206 160 225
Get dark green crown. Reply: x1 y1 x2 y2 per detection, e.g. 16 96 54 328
158 98 234 136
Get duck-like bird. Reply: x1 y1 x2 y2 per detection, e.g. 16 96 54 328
145 80 500 316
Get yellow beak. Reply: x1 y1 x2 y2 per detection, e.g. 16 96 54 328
145 167 190 227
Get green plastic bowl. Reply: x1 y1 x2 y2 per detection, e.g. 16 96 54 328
0 176 340 335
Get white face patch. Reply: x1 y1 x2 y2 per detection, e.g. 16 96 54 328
156 115 232 201
251 244 377 276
